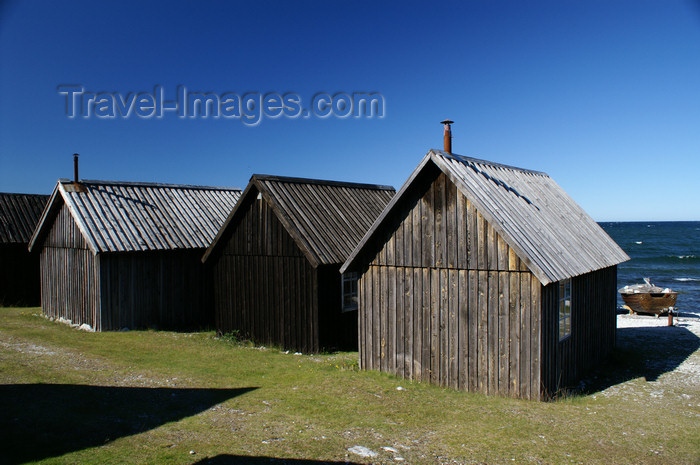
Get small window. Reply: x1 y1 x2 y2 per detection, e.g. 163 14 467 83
342 272 359 312
559 279 571 341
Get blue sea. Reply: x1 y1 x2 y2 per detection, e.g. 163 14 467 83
600 221 700 315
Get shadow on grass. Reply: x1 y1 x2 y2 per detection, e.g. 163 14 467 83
193 456 365 465
0 384 256 465
581 324 700 394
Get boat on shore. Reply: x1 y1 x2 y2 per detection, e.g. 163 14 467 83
618 278 678 315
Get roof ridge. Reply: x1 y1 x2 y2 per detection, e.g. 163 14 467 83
252 174 394 191
429 149 548 176
0 192 50 198
60 179 241 191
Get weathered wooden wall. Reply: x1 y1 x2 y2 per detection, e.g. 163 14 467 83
358 168 544 399
0 244 42 306
39 204 214 331
540 266 617 397
39 204 100 328
212 196 321 353
98 250 212 331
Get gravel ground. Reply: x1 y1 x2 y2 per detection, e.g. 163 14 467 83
593 311 700 401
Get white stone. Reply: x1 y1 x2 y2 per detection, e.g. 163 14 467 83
348 446 378 458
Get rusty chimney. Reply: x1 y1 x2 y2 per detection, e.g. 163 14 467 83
73 153 79 183
441 119 453 153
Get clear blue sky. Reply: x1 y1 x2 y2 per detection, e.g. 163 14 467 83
1 0 699 221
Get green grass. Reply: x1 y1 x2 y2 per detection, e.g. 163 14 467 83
1 306 698 464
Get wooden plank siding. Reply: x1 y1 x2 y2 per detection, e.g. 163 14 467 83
39 204 214 331
98 250 212 331
346 151 626 400
39 204 100 329
207 174 395 354
539 266 618 398
212 196 322 353
360 171 544 399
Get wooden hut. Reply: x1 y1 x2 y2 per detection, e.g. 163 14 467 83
203 175 395 353
29 179 240 331
0 193 49 306
341 148 629 400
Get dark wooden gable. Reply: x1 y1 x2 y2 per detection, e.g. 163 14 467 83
220 192 305 260
367 163 530 273
212 188 319 352
344 150 628 284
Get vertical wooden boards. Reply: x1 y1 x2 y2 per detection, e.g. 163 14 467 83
508 248 520 271
434 174 446 268
487 271 498 395
497 236 509 271
458 270 468 389
395 210 404 268
360 271 370 370
520 273 531 400
549 267 618 394
400 200 411 267
430 268 440 384
508 272 520 397
421 180 434 268
97 250 212 331
421 268 431 383
456 192 467 269
211 194 349 353
380 263 389 372
387 265 397 375
373 264 382 369
413 267 423 380
498 271 509 396
395 267 404 378
467 270 478 392
466 200 477 271
402 267 412 378
477 270 488 394
448 269 459 389
37 204 98 329
439 268 448 386
530 281 541 400
476 212 486 270
386 218 395 266
411 191 422 268
487 224 498 271
446 178 457 269
353 169 625 401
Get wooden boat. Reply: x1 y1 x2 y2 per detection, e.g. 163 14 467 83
618 278 677 315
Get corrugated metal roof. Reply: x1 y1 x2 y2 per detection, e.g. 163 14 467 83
29 180 241 254
343 150 629 285
203 175 395 267
0 193 49 244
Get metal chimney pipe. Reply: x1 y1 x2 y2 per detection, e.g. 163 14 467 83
73 153 79 182
441 120 453 153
